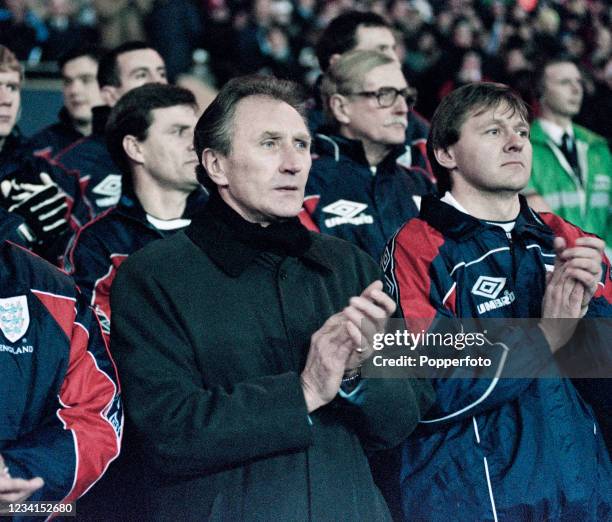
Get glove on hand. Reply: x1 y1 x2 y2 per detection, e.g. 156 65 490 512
0 172 69 246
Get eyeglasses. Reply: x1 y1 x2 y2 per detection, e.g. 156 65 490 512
343 87 418 108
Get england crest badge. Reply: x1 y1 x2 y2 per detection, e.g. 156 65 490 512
0 296 30 343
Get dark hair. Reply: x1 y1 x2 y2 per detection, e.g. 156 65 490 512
106 83 197 176
316 11 391 72
427 82 530 194
0 45 23 82
97 41 153 88
533 53 580 99
193 74 307 191
58 46 101 72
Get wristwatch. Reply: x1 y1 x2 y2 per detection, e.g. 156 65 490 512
341 368 362 392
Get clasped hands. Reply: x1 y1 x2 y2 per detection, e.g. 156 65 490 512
539 236 605 352
301 281 396 413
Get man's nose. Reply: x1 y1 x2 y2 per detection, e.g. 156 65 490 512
571 80 583 94
504 132 526 152
280 145 305 174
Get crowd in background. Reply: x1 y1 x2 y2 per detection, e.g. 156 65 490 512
1 0 610 144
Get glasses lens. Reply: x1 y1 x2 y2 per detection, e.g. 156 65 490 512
377 88 418 107
377 88 397 107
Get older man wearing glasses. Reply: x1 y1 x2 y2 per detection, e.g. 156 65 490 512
301 50 435 261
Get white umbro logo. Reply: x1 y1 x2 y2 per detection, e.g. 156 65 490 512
322 200 368 218
471 276 506 299
92 174 122 207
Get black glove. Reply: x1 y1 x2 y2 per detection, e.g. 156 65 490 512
0 173 70 247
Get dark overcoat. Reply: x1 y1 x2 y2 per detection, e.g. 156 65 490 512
111 207 433 521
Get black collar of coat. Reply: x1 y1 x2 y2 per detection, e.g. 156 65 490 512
186 191 333 277
57 106 83 135
420 194 554 247
314 131 407 170
92 105 112 136
0 128 25 161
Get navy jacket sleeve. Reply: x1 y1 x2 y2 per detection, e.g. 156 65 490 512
65 221 127 341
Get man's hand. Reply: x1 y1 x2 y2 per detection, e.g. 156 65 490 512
556 236 604 311
0 172 69 246
0 454 44 506
539 238 587 352
341 281 396 370
300 281 395 412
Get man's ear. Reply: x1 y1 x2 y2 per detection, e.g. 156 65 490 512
328 53 342 69
123 135 144 165
434 146 457 171
202 148 229 188
100 85 119 107
329 94 351 125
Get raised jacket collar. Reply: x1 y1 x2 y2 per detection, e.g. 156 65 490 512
420 194 554 247
314 131 408 171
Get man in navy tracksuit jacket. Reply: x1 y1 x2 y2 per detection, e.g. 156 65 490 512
301 50 435 262
0 130 84 222
66 84 206 344
309 10 432 174
383 82 611 521
66 184 207 340
0 45 88 263
28 48 102 161
0 208 122 512
53 42 168 220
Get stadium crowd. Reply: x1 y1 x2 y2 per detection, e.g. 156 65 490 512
0 0 610 520
0 0 610 139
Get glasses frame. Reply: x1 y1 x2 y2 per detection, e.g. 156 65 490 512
343 87 418 108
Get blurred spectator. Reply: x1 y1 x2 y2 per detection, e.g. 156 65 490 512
41 0 99 61
577 54 612 148
437 49 490 100
0 0 48 62
526 55 611 256
92 0 153 49
201 0 240 85
404 28 442 78
235 0 274 74
259 23 303 80
315 10 396 73
28 47 102 159
146 0 203 82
